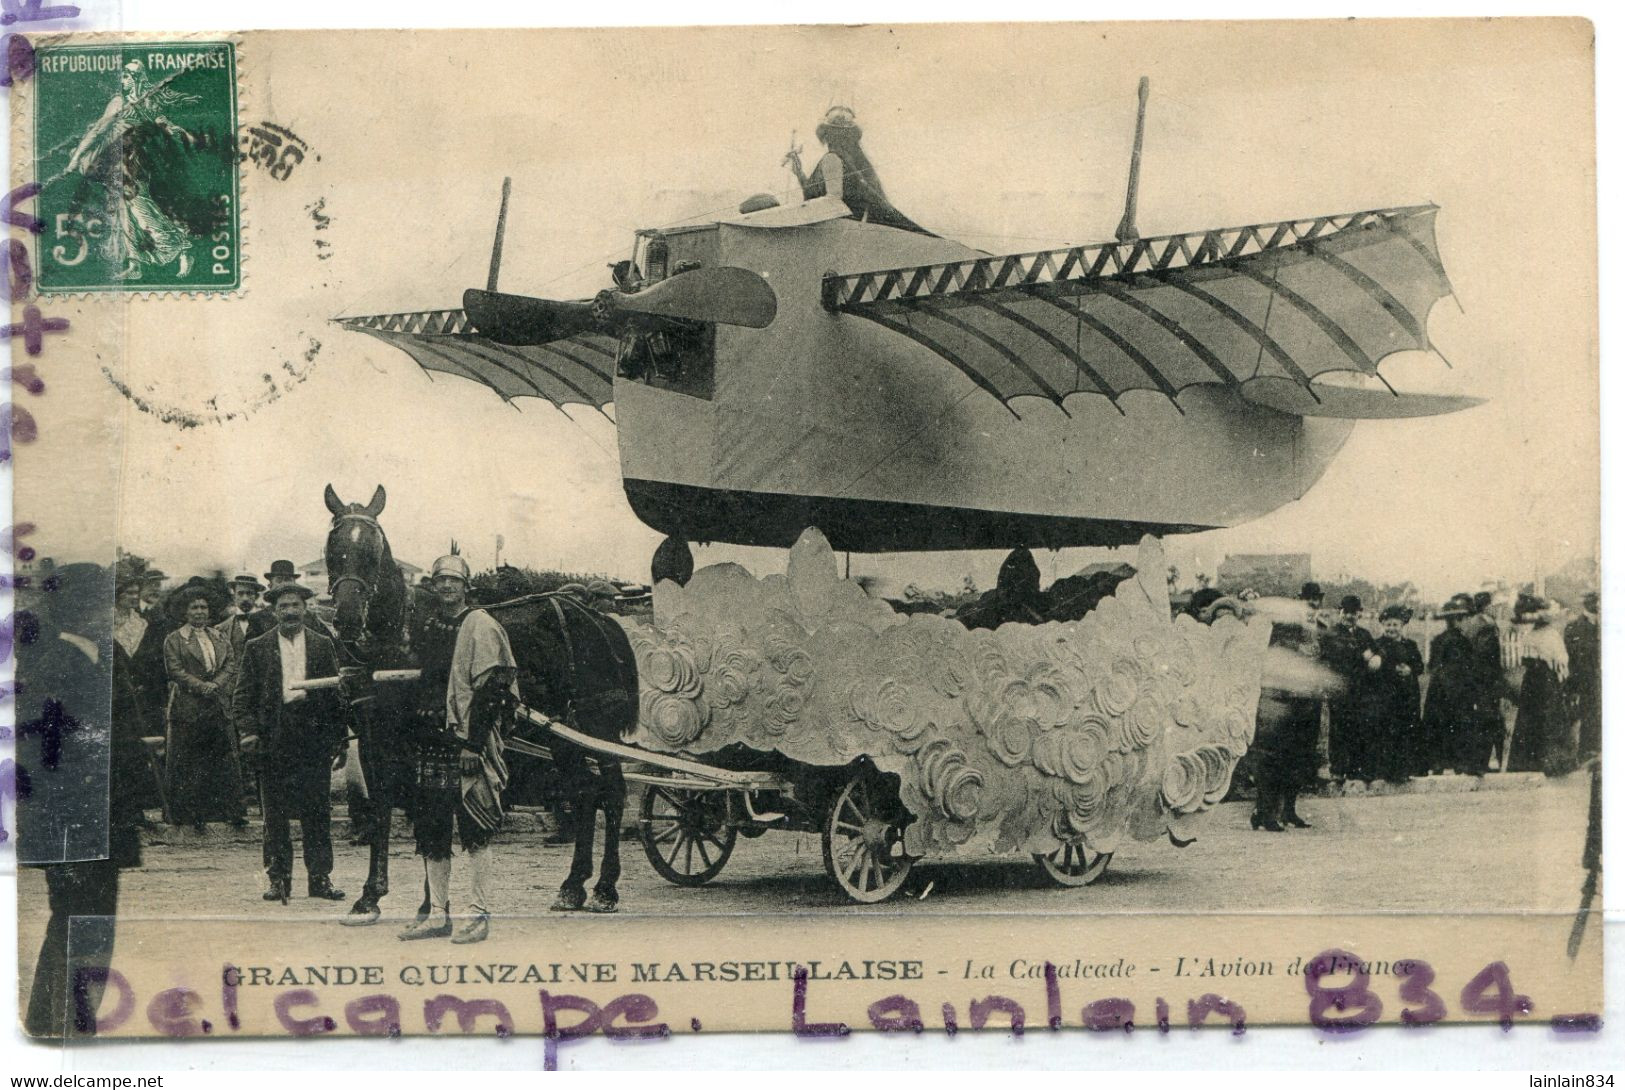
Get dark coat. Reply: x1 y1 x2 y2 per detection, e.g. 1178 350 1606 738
1510 656 1571 774
1371 634 1424 778
1564 615 1601 762
231 626 345 756
163 625 232 724
1253 620 1322 785
214 611 255 684
245 608 278 641
162 625 243 824
1322 621 1380 776
128 610 171 732
17 631 144 867
1424 625 1485 772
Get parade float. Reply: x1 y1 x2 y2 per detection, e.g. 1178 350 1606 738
592 529 1270 902
341 85 1470 902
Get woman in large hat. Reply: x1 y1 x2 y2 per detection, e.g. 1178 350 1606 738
783 105 930 235
161 584 245 831
1507 594 1574 774
1422 593 1482 773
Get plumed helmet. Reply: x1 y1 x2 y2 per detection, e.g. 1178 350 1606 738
431 554 471 583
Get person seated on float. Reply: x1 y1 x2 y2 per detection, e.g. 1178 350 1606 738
782 106 931 236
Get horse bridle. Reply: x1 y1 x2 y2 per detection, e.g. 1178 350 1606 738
328 511 385 630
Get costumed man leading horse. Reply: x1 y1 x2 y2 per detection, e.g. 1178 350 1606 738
317 484 638 930
397 552 514 944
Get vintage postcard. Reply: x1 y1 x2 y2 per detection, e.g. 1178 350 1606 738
5 18 1602 1054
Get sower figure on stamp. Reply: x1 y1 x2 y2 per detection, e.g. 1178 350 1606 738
232 583 348 904
63 60 198 280
400 553 509 944
162 586 246 832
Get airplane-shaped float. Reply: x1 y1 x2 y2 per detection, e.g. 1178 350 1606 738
339 82 1480 582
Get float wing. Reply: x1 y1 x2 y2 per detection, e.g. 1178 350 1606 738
825 204 1471 417
338 309 618 411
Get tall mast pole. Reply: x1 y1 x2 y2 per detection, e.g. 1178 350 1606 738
1115 77 1150 244
486 176 513 292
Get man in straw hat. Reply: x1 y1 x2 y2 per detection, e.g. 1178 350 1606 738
232 581 348 904
214 575 265 790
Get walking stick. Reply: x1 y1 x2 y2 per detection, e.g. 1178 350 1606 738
1567 757 1601 958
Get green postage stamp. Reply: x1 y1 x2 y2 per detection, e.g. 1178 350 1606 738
33 41 239 293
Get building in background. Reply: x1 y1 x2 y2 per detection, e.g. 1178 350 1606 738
1217 553 1312 597
298 556 423 587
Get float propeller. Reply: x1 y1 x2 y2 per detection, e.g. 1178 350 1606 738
464 266 777 347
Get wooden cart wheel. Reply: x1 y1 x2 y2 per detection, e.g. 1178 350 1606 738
639 785 736 886
1034 840 1112 887
822 769 912 904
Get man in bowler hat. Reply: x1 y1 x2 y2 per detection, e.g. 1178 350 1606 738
247 561 301 639
1322 594 1382 779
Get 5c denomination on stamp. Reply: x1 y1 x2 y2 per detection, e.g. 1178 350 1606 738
32 41 238 292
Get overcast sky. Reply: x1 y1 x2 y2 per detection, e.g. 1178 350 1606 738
18 19 1597 603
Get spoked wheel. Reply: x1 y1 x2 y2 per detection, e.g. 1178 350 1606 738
1034 840 1112 887
822 768 913 904
639 785 736 886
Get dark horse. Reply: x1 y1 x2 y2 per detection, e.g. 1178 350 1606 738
322 482 640 914
321 484 417 923
483 592 639 909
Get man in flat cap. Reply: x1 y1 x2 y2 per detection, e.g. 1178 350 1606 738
233 582 347 903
